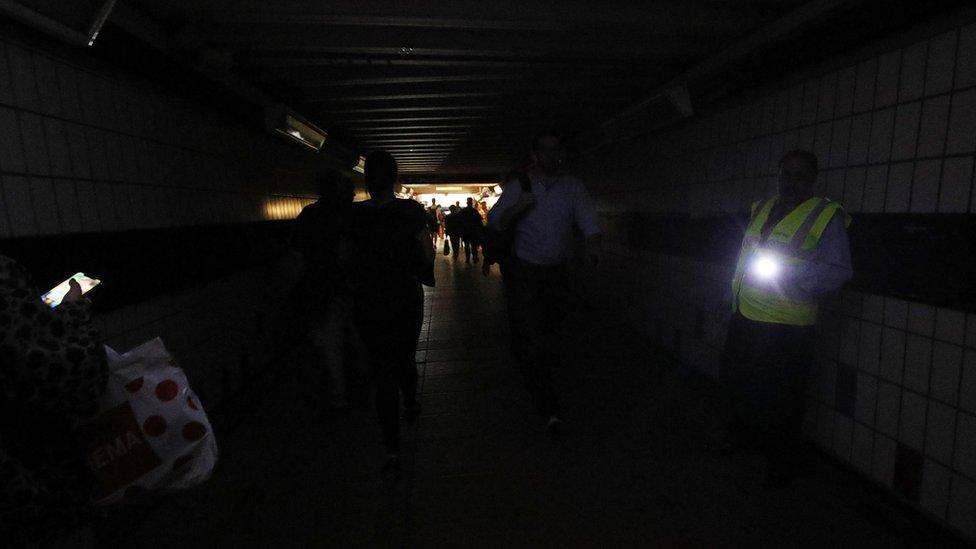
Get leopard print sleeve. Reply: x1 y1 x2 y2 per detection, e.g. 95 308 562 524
0 255 108 420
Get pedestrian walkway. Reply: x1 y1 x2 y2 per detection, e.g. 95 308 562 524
96 251 966 547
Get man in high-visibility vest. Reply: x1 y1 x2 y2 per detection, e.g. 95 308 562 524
716 149 853 489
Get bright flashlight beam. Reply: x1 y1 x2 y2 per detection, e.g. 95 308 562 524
752 254 780 280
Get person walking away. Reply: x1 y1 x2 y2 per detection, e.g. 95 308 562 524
487 133 601 435
460 197 485 264
347 151 435 477
716 149 852 489
444 205 462 259
0 255 108 546
292 171 357 408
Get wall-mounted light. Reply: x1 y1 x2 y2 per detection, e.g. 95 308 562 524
435 186 462 191
265 106 327 152
353 155 365 173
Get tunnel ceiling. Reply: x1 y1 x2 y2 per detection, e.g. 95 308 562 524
118 0 837 181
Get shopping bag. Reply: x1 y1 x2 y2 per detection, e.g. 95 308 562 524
77 337 218 503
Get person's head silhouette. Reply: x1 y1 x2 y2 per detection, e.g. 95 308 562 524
365 150 398 198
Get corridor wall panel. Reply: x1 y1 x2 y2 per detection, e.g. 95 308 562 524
0 33 319 412
580 15 976 542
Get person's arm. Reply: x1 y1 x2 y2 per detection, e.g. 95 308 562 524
488 178 533 231
573 179 603 265
0 257 107 423
794 213 853 297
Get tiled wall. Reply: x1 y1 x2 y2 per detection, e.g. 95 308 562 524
0 35 318 409
0 37 316 238
578 18 976 541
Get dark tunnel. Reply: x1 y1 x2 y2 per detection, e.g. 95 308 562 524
1 0 976 546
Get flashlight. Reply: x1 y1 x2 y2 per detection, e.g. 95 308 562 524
750 252 781 280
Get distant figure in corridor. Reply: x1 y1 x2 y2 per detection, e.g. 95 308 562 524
0 255 108 546
292 171 357 408
459 197 484 264
444 204 462 258
487 133 602 435
348 150 435 476
716 149 852 489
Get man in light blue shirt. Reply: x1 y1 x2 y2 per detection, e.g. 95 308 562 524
487 133 602 434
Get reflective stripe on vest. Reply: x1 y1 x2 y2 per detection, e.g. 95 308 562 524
731 196 844 326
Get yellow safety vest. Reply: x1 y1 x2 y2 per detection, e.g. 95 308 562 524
731 196 850 326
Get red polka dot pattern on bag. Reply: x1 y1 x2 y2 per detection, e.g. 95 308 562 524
125 377 144 392
182 421 207 441
155 379 179 402
143 415 167 437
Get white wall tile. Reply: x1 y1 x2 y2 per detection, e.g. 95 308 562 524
954 412 976 479
873 433 897 485
904 334 932 393
869 107 895 163
926 400 957 464
31 53 61 118
947 89 976 154
843 166 865 211
908 302 937 335
0 179 9 238
94 181 119 231
962 350 976 415
19 112 49 175
926 31 957 96
828 117 851 168
42 117 73 177
826 169 846 203
931 342 963 406
859 322 882 374
854 57 878 112
886 298 910 329
875 51 902 108
881 327 906 383
862 164 887 212
899 389 926 450
884 161 913 212
0 106 26 173
55 64 82 123
63 123 90 178
917 95 951 158
910 158 940 213
818 72 839 122
788 84 804 129
877 381 902 437
891 101 922 161
949 474 976 539
856 372 878 426
53 179 81 233
2 175 36 236
30 177 60 234
6 45 38 112
0 42 13 104
920 459 951 519
957 22 976 90
814 122 832 169
113 184 135 230
803 78 821 126
852 422 874 472
863 294 884 322
848 113 872 165
834 412 854 459
85 128 108 180
898 41 927 102
817 401 835 448
835 66 857 117
74 180 100 232
75 71 101 126
936 308 967 345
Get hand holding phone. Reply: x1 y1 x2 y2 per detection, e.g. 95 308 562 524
42 273 101 307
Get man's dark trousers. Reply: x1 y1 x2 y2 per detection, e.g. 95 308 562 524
504 258 574 417
720 312 814 473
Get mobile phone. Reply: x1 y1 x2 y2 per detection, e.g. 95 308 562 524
41 272 101 308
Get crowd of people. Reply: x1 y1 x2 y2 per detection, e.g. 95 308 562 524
423 197 488 264
0 131 853 544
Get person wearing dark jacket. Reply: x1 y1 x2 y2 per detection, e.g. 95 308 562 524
347 151 435 477
444 205 462 259
0 255 108 546
459 197 485 264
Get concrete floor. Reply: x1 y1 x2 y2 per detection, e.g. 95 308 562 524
96 250 967 548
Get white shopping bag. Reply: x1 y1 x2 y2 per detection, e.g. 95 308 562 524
78 337 218 503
